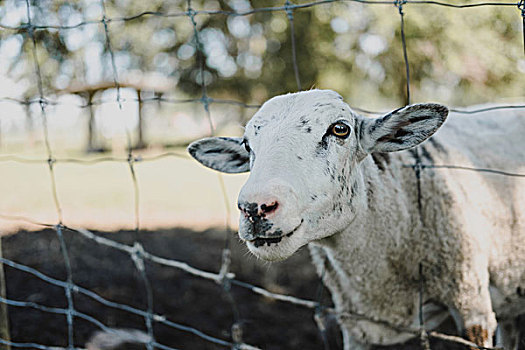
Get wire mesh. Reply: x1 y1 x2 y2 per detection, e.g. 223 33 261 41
0 0 524 349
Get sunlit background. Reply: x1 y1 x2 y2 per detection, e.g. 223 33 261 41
0 0 524 233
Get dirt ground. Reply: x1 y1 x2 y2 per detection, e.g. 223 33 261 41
1 228 523 350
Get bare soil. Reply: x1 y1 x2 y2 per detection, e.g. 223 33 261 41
2 228 522 349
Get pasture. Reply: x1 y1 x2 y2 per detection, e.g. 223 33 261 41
0 0 524 349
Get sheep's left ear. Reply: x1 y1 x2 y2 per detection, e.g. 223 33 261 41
359 103 448 153
187 137 250 173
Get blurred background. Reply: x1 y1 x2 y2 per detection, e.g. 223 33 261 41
0 0 523 233
0 1 524 349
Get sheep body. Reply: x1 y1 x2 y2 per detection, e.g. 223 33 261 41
188 90 525 349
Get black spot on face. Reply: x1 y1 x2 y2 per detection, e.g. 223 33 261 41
316 136 329 156
245 216 276 240
351 180 359 200
253 235 283 247
299 115 309 125
297 156 303 160
239 201 258 217
251 219 303 247
239 201 285 240
253 124 263 136
298 115 313 133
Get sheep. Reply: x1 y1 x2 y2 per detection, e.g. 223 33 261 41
188 89 525 350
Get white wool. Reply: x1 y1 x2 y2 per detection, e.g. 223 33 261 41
188 90 525 349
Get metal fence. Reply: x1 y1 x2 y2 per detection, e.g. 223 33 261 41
0 0 525 349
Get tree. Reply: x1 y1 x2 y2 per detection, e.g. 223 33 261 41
1 0 523 128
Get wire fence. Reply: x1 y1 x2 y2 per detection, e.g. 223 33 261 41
0 0 524 349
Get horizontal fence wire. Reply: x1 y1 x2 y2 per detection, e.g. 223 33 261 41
0 250 254 349
0 0 524 349
0 221 507 350
0 95 524 117
0 0 522 32
0 152 523 178
0 338 80 350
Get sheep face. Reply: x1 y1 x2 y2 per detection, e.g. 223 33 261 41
188 90 447 261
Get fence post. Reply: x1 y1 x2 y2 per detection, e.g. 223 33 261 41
0 238 11 350
136 89 146 149
86 91 97 152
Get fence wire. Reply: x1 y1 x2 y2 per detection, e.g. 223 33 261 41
0 0 524 350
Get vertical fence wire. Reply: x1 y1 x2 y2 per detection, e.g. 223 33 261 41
24 0 63 225
186 1 246 347
314 265 331 350
285 0 302 91
24 0 72 347
393 2 429 349
186 0 213 134
0 1 524 350
287 1 329 346
131 243 155 350
55 225 75 350
518 0 525 54
99 0 141 233
100 0 122 110
394 2 431 349
99 0 153 346
396 0 410 107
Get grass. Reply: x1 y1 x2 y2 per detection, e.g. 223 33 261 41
0 148 248 234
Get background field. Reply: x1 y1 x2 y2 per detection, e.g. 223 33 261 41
6 227 478 350
0 149 247 234
0 0 524 349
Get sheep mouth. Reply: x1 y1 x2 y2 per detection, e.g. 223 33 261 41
249 220 303 248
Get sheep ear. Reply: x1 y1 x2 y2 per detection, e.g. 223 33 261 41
187 137 250 173
359 103 448 153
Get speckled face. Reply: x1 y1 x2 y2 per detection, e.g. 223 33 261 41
188 90 448 261
235 90 366 261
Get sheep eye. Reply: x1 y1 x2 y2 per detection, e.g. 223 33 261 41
242 139 251 153
331 123 350 138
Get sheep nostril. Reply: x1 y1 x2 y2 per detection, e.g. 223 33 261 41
260 202 279 215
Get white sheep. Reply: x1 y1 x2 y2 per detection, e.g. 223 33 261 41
189 89 525 349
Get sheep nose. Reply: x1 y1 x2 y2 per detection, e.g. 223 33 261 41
238 200 280 218
261 201 279 215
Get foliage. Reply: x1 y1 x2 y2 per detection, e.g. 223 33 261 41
0 0 523 115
